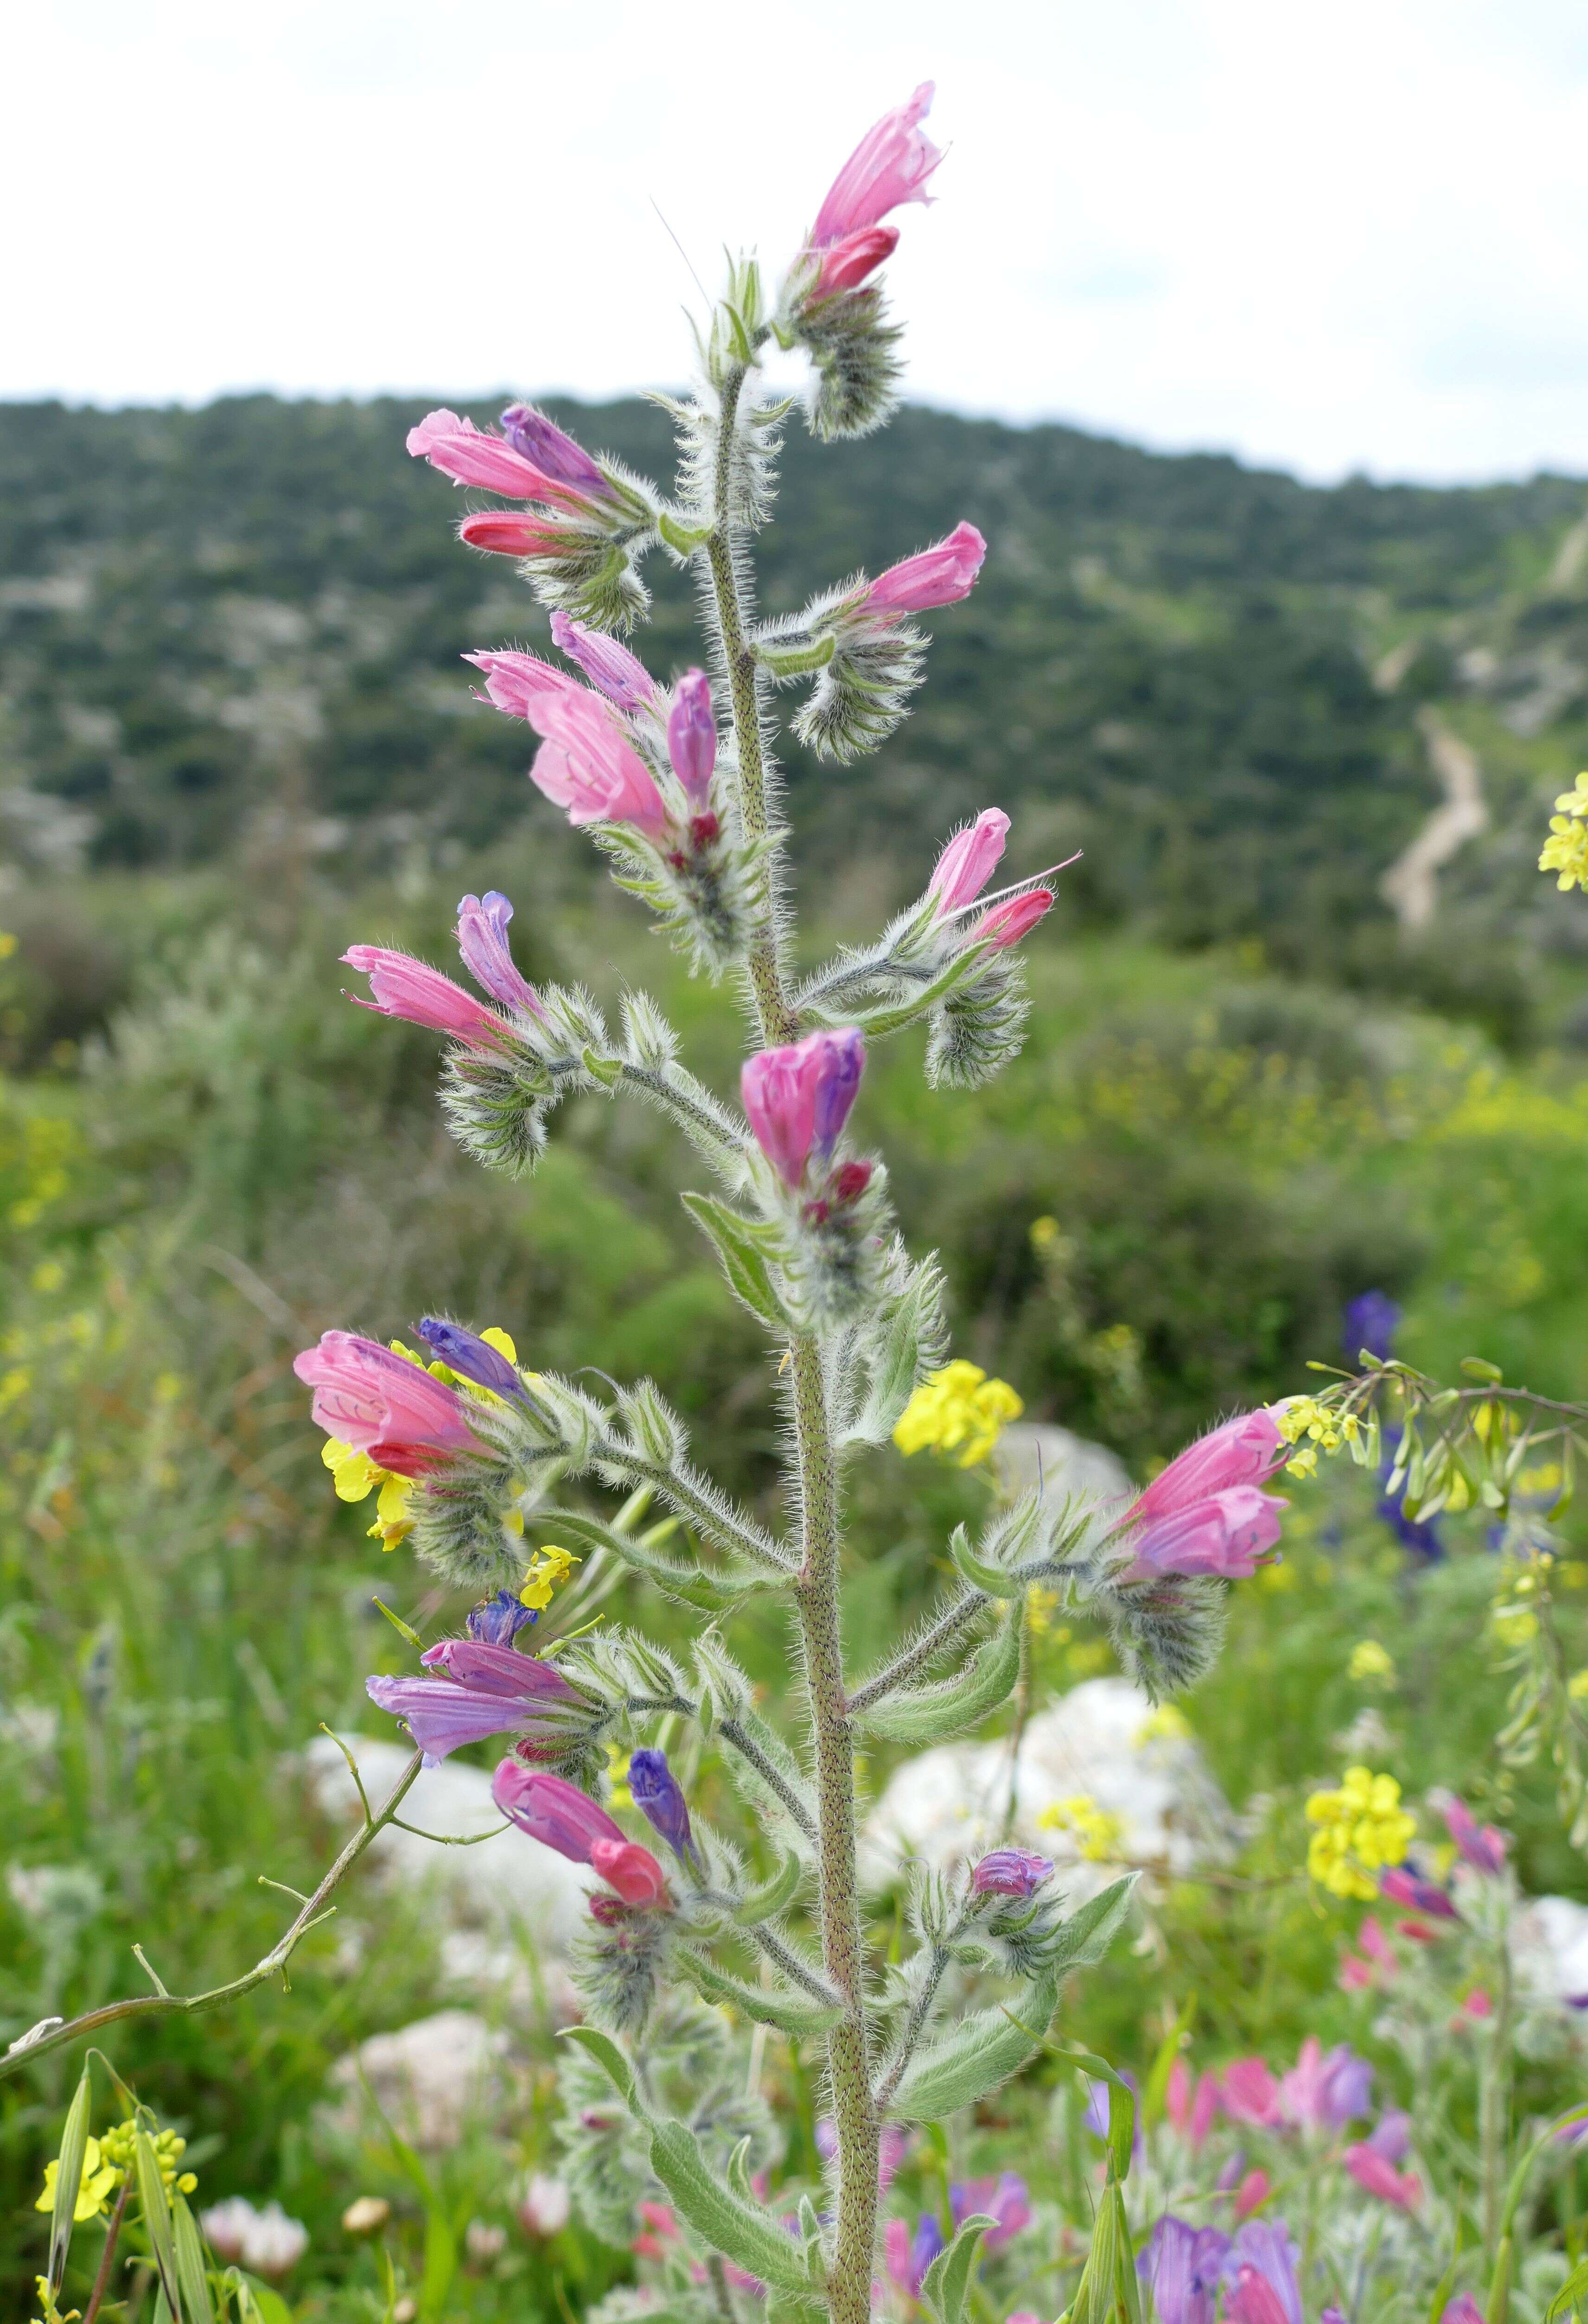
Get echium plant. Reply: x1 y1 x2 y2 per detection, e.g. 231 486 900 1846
288 87 1296 2324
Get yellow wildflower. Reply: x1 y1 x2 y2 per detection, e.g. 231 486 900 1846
520 1544 580 1612
323 1438 384 1502
36 2139 120 2222
1492 1606 1539 1648
1541 773 1588 892
1569 1669 1588 1702
1136 1704 1191 1744
1027 1585 1063 1636
1348 1640 1395 1684
369 1473 416 1550
0 931 15 959
607 1744 633 1810
892 1361 1024 1467
1305 1765 1415 1900
1276 1395 1357 1476
1037 1792 1125 1862
1029 1216 1061 1251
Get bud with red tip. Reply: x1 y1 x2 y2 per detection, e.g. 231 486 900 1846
976 888 1054 951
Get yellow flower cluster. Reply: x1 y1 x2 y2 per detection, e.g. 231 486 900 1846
323 1328 521 1550
520 1543 579 1612
1348 1640 1395 1684
892 1361 1023 1467
36 2124 196 2222
1037 1792 1125 1862
1305 1766 1415 1900
1540 773 1588 892
1276 1395 1358 1479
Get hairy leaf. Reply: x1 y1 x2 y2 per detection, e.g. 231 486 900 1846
923 2213 996 2324
647 2118 815 2295
734 1848 804 1926
853 1611 1021 1744
891 1965 1060 2122
682 1191 792 1332
674 1946 840 2033
1046 1874 1139 1975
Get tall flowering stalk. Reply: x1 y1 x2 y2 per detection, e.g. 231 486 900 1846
288 85 1290 2324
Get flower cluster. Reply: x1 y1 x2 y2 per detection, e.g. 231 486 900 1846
408 404 659 631
1275 1393 1360 1479
1305 1767 1416 1900
1116 1408 1289 1582
1539 771 1588 892
892 1359 1024 1466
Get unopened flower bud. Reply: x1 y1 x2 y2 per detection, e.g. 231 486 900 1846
414 1316 524 1401
454 890 544 1017
813 222 900 297
667 670 717 806
971 1847 1054 1898
930 810 1009 912
587 1835 670 1908
866 521 986 616
458 510 571 557
974 888 1053 950
627 1746 697 1865
742 1028 866 1186
499 404 611 499
550 611 656 710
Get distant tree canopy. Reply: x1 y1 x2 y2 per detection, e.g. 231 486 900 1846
1 396 1584 989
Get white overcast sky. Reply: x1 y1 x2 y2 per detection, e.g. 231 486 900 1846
6 0 1587 484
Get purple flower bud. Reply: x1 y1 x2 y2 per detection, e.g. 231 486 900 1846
455 890 543 1017
549 611 656 710
1379 1865 1459 1922
971 1847 1054 1898
627 1746 698 1865
741 1028 866 1187
499 403 611 498
415 1317 525 1402
468 1589 536 1645
811 1027 865 1167
667 669 717 806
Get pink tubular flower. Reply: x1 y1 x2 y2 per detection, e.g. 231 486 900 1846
294 1331 478 1475
1338 1952 1375 1991
813 222 900 296
458 509 573 558
549 610 656 710
1279 2038 1372 2132
466 651 669 838
667 669 717 806
454 890 543 1017
406 408 586 506
492 1763 625 1860
1444 1794 1509 1876
1379 1865 1459 1921
741 1028 865 1187
976 888 1054 951
1344 2143 1420 2211
1220 2059 1281 2128
1166 2057 1221 2147
342 946 506 1049
812 82 943 246
1228 2265 1291 2324
865 521 987 615
588 1836 670 1907
1125 1484 1286 1582
366 1640 580 1767
930 809 1009 912
1233 2170 1270 2222
1130 1409 1288 1530
1442 2303 1485 2324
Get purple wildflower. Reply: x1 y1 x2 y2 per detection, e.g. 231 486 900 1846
454 890 543 1017
971 1847 1054 1898
1225 2221 1302 2324
1138 2218 1231 2324
498 403 611 498
548 611 656 710
627 1747 698 1868
949 2172 1029 2251
467 1590 536 1645
366 1639 581 1765
1343 1290 1401 1364
414 1317 526 1402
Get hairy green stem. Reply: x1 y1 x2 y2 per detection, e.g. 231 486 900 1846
791 1334 879 2322
875 1943 952 2111
703 360 795 1049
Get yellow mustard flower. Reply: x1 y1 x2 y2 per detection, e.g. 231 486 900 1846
892 1361 1023 1467
1305 1765 1415 1900
520 1544 580 1612
1037 1793 1125 1862
36 2139 120 2222
1541 773 1588 892
1348 1640 1396 1684
1276 1395 1358 1477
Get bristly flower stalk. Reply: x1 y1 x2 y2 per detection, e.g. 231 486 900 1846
299 81 1296 2324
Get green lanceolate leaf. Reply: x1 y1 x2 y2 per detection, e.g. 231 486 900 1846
224 2270 295 2324
853 1611 1021 1744
734 1847 804 1925
892 1966 1059 2121
753 631 838 678
674 1946 841 2033
922 2213 996 2324
135 2127 183 2318
47 2061 93 2295
647 2118 816 2295
1046 1875 1139 1977
682 1191 793 1332
948 1521 1025 1601
172 2196 212 2324
845 1253 947 1447
557 2025 640 2112
1545 2254 1588 2321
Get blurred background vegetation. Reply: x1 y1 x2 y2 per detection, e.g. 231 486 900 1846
4 395 1588 2317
